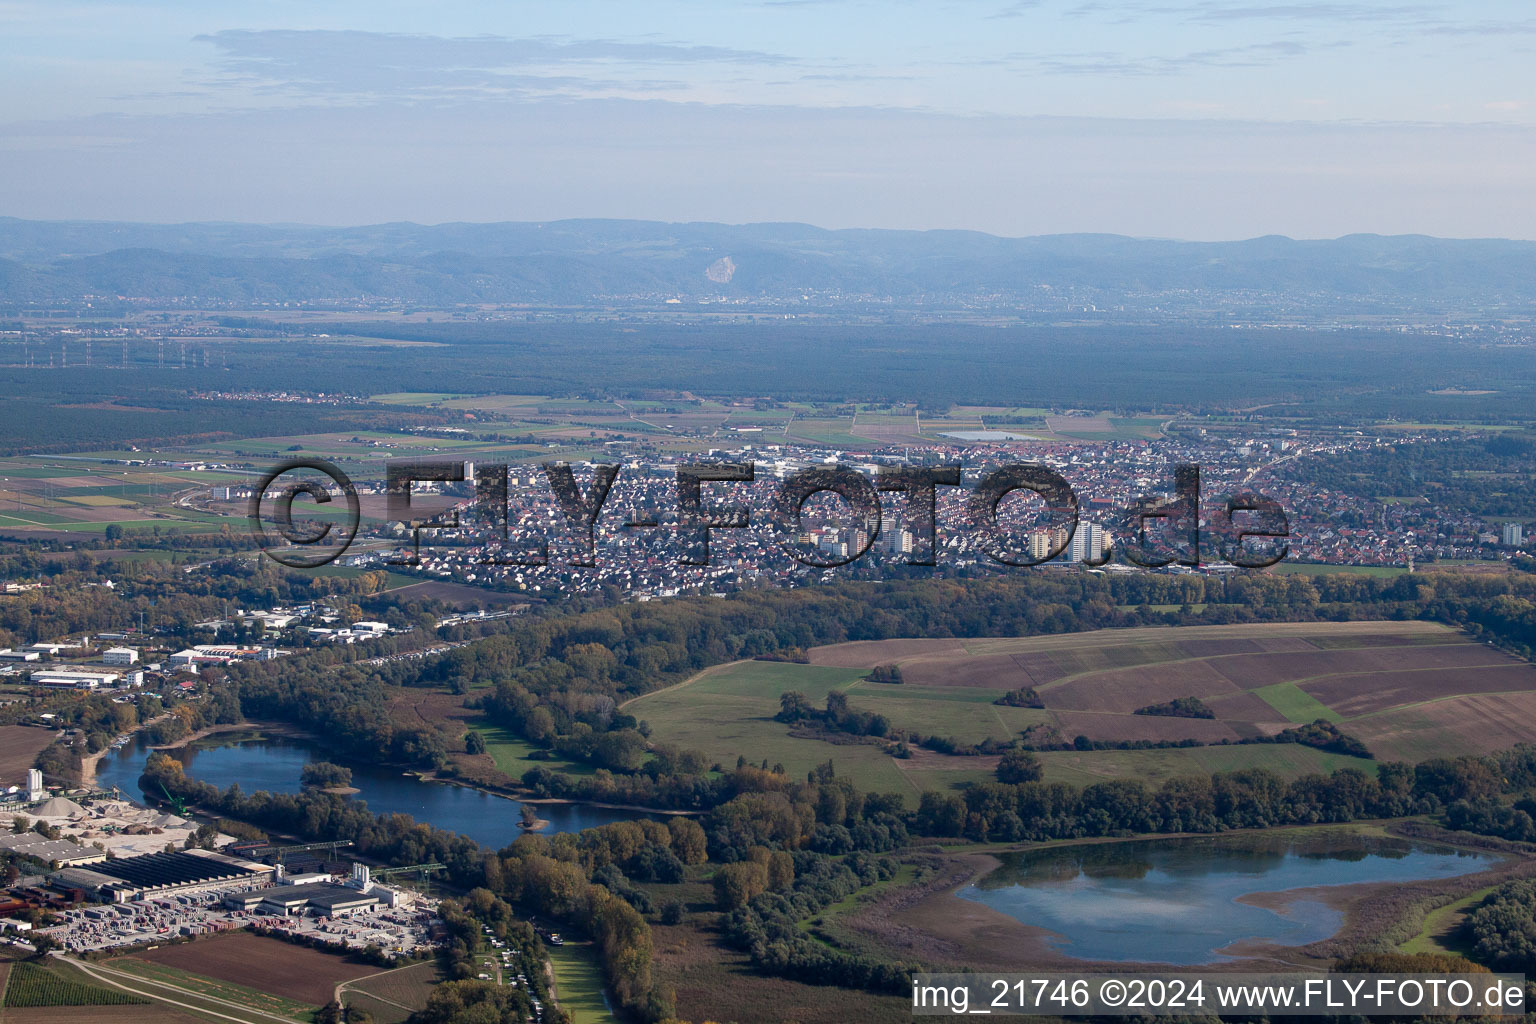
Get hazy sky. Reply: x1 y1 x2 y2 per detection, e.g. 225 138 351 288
3 1 1534 238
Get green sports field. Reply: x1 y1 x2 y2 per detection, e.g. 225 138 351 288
548 942 616 1024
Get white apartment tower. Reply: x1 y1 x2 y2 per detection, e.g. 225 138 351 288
1069 522 1107 563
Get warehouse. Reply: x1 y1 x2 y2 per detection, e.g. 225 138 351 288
29 669 119 689
0 832 106 867
222 881 380 918
305 885 381 918
52 849 271 902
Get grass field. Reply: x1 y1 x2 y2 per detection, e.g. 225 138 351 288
475 719 594 777
547 943 614 1024
633 621 1535 797
1269 563 1413 577
371 392 469 405
1399 886 1495 957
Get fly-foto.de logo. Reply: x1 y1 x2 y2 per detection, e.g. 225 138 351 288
248 459 1288 571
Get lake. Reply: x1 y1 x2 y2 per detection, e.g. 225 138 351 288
960 833 1498 965
95 730 657 848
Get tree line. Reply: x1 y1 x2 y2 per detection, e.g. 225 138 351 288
916 746 1536 843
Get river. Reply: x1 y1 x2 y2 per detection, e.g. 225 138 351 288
95 730 657 848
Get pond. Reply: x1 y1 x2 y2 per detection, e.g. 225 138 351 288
95 730 659 848
959 833 1499 964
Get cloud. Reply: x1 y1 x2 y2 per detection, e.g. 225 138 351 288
1064 2 1438 27
1419 18 1536 36
1175 3 1438 23
988 1 1046 18
1011 39 1326 76
192 29 794 104
796 72 919 82
1068 2 1536 40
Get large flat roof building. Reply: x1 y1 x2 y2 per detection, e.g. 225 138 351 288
0 833 106 867
223 881 380 918
53 849 272 902
29 670 119 689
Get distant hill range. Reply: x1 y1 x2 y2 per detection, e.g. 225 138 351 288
1 217 1534 310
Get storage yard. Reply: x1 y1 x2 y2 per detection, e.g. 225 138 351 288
8 797 218 859
39 874 436 956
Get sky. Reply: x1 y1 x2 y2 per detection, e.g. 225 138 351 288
1 0 1534 238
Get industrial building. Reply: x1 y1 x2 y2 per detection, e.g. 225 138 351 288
49 848 272 902
220 862 411 918
29 669 120 689
168 645 278 669
0 769 47 811
0 832 106 867
223 881 381 918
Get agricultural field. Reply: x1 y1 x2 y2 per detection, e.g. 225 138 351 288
368 392 822 449
1031 743 1377 788
0 456 242 537
101 957 317 1020
625 662 922 795
1 959 147 1007
371 393 470 405
340 960 445 1024
0 392 1190 542
0 1009 207 1024
113 931 384 1008
631 621 1536 797
0 726 59 781
783 417 870 449
1043 413 1166 440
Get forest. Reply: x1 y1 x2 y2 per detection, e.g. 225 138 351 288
1288 434 1536 517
